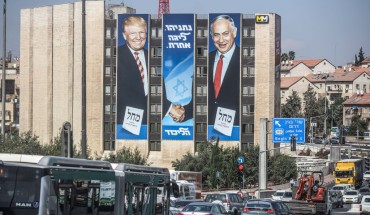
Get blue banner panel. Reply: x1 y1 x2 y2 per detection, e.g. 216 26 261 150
207 13 241 141
272 118 306 143
162 14 195 140
116 14 149 139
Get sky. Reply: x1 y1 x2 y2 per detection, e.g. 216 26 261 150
0 0 369 66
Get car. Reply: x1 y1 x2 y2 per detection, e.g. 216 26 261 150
178 201 230 215
329 190 343 208
364 171 370 181
361 195 370 214
343 190 361 204
204 192 244 214
314 136 325 144
241 199 294 215
271 190 293 201
329 137 340 144
174 199 202 211
331 184 352 195
359 187 370 196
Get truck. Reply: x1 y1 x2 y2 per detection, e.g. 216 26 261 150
283 171 332 215
170 170 202 199
333 158 363 189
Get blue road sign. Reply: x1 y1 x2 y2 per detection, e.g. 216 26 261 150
272 118 305 143
237 156 245 164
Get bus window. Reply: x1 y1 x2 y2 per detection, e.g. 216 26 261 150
364 132 370 140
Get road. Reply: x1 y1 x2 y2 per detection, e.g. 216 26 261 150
333 203 361 214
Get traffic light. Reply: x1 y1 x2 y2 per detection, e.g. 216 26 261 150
237 164 244 183
290 135 296 151
61 121 73 157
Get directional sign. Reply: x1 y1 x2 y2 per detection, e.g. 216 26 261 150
272 118 305 143
237 156 245 164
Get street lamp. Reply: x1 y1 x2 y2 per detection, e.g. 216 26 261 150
310 115 325 144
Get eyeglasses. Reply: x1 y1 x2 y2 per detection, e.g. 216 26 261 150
212 31 231 40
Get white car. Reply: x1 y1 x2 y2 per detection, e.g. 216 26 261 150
364 171 370 181
361 195 370 214
271 190 293 201
343 190 361 204
331 184 352 195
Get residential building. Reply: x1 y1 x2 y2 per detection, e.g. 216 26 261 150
20 1 280 168
280 59 335 77
343 93 370 131
280 76 317 104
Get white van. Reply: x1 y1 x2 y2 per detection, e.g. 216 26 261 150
172 180 196 201
271 190 293 201
331 184 352 195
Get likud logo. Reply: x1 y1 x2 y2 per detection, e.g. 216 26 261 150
255 15 269 24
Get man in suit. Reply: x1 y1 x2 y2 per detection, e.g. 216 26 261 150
208 15 240 126
117 16 149 132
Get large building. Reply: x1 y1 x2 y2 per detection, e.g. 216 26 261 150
20 1 281 168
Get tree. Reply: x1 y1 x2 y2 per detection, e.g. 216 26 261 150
268 154 297 184
281 53 288 62
328 97 345 127
281 91 302 118
100 146 149 165
303 85 320 136
358 47 365 63
288 51 295 60
355 54 359 66
348 114 367 136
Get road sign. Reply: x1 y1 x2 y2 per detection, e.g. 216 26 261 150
272 118 305 143
237 156 245 164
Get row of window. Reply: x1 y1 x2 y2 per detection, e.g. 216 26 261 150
104 66 254 78
106 27 255 39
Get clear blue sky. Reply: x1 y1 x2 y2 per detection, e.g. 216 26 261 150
1 0 369 66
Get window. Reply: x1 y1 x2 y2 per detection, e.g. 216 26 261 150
242 86 254 96
196 104 207 115
151 47 162 57
250 48 255 56
243 28 248 37
104 122 113 133
151 85 162 96
197 47 208 57
105 105 111 114
250 28 255 37
150 123 161 133
196 123 207 133
242 105 254 115
113 47 117 57
242 67 255 77
112 104 116 113
151 27 162 38
196 66 207 77
150 141 161 151
151 66 162 77
196 85 207 96
195 141 202 152
243 48 248 57
150 104 161 114
197 27 208 37
106 28 111 39
105 47 111 57
105 85 111 95
104 141 115 151
243 47 254 57
241 143 253 152
105 66 111 76
242 124 254 134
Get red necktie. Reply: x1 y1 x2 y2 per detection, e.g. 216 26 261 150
214 54 224 98
134 52 144 81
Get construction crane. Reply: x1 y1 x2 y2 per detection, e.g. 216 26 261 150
158 0 170 19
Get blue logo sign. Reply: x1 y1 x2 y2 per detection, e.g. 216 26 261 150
272 118 305 143
237 156 245 164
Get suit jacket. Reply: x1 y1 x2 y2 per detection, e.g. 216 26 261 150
208 46 240 125
116 44 148 125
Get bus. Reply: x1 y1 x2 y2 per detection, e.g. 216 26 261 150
0 153 116 215
330 127 339 138
0 154 178 215
364 131 370 140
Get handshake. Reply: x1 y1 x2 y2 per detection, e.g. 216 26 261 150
169 104 185 122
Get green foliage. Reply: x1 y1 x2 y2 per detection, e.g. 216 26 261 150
281 53 288 61
268 154 297 184
348 114 368 136
358 47 365 63
303 85 319 136
172 141 297 190
315 149 329 159
281 51 295 61
288 51 295 60
0 131 44 154
281 91 302 118
100 146 149 165
328 97 345 127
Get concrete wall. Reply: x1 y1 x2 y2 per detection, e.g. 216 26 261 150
254 13 280 148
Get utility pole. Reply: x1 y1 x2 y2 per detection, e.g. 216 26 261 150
259 118 267 190
81 0 87 159
1 0 6 138
324 79 327 140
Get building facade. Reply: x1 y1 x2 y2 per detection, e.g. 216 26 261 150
20 2 280 168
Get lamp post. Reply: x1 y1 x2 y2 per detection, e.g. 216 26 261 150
310 115 325 144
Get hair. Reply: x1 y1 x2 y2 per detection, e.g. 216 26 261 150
122 16 147 33
210 14 236 34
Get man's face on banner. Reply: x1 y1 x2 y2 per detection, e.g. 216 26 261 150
123 23 147 51
211 19 237 54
